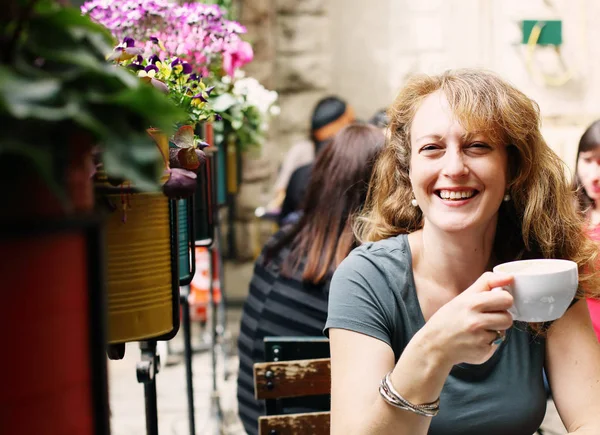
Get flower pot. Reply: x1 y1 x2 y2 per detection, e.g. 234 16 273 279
193 154 214 244
0 138 105 435
0 231 95 435
178 198 194 285
103 191 175 343
99 129 179 344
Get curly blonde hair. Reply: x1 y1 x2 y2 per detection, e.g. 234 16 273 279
356 69 600 302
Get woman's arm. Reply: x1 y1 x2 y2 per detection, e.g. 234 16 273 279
545 299 600 434
329 328 452 435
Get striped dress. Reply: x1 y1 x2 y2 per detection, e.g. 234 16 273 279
236 230 330 434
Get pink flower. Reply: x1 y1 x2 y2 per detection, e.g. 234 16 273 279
222 39 253 76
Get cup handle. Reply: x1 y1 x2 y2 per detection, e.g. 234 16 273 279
492 286 519 320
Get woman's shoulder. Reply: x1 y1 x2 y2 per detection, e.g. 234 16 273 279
349 233 409 262
335 234 411 282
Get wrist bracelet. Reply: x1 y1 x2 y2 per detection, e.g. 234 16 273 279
378 371 440 417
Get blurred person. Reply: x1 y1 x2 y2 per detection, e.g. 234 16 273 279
369 107 390 129
273 96 355 222
325 69 600 434
237 124 385 434
574 119 600 341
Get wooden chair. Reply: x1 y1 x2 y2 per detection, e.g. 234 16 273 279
253 337 331 435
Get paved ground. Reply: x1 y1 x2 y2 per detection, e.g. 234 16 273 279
108 319 244 435
108 260 568 435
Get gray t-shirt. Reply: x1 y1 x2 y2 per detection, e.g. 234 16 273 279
325 234 547 435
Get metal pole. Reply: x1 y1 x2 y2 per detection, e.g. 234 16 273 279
213 226 230 381
181 285 196 435
137 341 159 435
207 244 223 433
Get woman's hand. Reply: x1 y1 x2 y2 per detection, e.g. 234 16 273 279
418 272 515 367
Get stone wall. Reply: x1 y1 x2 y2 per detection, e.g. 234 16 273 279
228 0 331 260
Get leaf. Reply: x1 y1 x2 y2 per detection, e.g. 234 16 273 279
147 128 169 155
101 133 163 191
106 86 187 133
0 67 61 107
35 1 114 46
171 125 195 148
177 148 200 170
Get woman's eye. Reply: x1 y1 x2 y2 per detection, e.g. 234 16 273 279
421 144 441 152
469 142 490 149
465 142 492 153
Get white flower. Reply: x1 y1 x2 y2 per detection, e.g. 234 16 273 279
232 77 278 115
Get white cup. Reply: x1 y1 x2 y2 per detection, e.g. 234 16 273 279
492 259 578 322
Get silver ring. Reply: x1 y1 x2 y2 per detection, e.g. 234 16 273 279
490 330 505 346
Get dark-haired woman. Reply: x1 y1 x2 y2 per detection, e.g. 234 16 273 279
574 119 600 341
277 96 355 224
236 124 384 434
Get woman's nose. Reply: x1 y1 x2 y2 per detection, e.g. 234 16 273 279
442 151 469 178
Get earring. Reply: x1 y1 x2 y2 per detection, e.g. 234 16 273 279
411 198 418 207
503 193 511 202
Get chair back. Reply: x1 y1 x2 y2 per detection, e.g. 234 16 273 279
253 337 331 435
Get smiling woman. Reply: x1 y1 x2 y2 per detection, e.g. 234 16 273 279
325 69 600 435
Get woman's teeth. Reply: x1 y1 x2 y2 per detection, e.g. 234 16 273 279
438 190 475 200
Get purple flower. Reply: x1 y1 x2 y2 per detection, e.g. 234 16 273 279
123 36 135 47
192 92 207 103
215 114 222 121
128 63 144 71
150 36 159 44
205 85 215 95
148 54 161 65
180 62 192 74
144 64 159 73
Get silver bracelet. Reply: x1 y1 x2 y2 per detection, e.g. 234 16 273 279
378 371 440 417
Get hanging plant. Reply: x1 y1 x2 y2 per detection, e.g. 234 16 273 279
0 0 187 212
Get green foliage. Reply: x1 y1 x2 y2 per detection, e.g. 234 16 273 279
0 0 187 194
210 74 279 153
